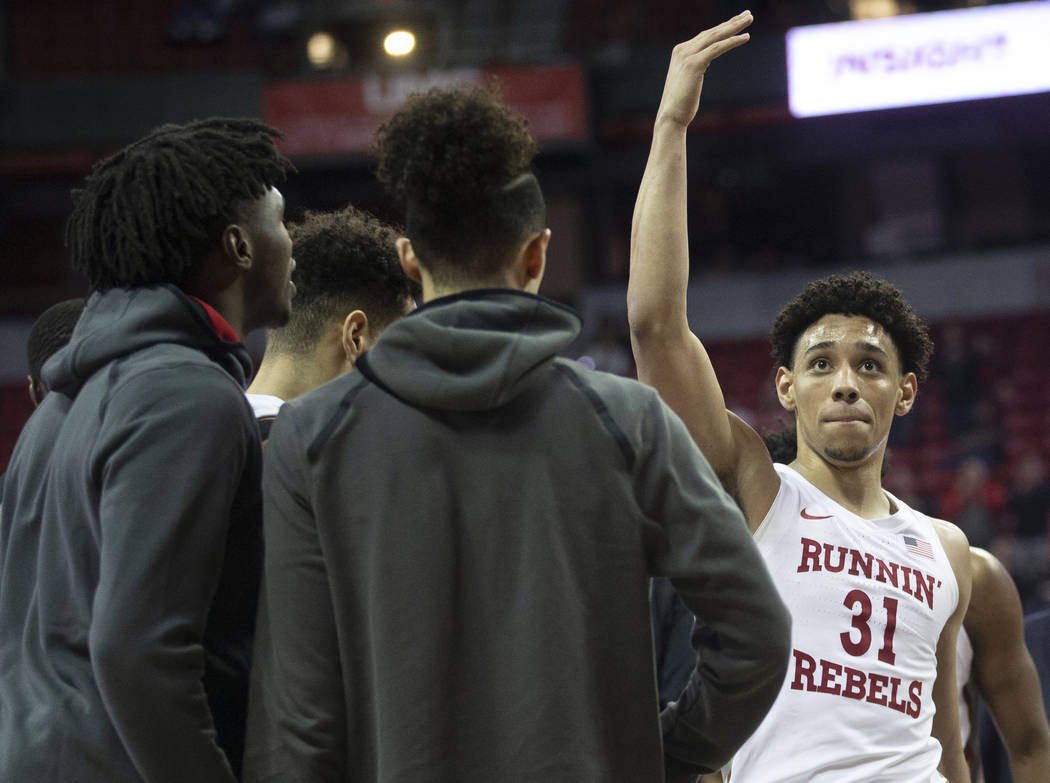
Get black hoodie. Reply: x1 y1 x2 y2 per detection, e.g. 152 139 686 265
0 284 262 782
245 290 790 782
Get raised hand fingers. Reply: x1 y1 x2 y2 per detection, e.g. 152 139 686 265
656 11 753 127
678 10 753 61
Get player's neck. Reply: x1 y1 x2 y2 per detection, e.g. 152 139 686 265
790 449 894 519
247 352 340 403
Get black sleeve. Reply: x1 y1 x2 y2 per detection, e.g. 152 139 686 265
633 393 791 775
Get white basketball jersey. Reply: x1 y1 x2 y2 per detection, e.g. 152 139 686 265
727 464 959 783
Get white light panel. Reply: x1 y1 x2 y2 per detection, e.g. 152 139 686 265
787 1 1050 117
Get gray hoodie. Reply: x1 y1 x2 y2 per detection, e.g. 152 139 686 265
246 290 790 782
0 284 262 783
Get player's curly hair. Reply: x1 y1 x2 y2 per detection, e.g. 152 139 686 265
373 83 545 285
265 206 418 356
66 117 295 292
762 424 798 465
770 271 933 380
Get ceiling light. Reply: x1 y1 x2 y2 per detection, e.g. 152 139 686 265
384 30 416 57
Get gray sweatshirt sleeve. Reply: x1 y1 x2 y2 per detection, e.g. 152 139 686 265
88 366 251 783
633 393 790 776
248 407 346 783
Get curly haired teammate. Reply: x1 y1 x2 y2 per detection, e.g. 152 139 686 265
628 12 971 783
245 206 418 437
0 118 295 783
245 84 790 782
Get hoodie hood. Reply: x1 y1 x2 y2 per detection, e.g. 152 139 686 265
359 289 582 412
43 284 254 396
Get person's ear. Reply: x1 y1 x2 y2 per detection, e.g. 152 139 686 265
895 372 918 416
775 366 796 411
522 228 550 293
341 310 371 366
28 375 46 407
220 223 253 272
397 237 422 283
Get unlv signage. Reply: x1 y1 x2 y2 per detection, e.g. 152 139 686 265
787 1 1050 117
264 65 588 156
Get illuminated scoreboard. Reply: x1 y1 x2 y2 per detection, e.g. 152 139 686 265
786 1 1050 117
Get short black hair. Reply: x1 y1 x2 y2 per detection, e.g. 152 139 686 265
265 206 417 356
27 298 85 383
762 425 798 465
66 117 295 293
770 271 933 380
373 83 545 286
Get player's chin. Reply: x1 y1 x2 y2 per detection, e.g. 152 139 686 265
822 442 872 465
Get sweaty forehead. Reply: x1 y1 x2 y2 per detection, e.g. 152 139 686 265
795 314 899 361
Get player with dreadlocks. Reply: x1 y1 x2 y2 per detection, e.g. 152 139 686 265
0 118 295 783
245 84 788 782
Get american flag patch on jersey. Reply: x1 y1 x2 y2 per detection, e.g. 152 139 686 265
903 535 934 559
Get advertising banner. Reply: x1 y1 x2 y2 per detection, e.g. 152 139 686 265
264 64 588 155
787 1 1050 117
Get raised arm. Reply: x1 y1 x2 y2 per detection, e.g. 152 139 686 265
967 548 1050 783
930 519 972 783
627 12 778 528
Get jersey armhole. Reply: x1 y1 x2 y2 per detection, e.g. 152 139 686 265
752 466 791 542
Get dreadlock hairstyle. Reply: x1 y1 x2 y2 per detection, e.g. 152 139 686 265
770 271 934 380
266 206 419 356
66 117 296 292
27 298 86 384
373 83 545 287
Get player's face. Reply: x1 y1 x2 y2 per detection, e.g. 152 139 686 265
242 187 295 331
777 314 916 467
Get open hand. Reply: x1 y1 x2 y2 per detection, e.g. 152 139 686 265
656 10 753 128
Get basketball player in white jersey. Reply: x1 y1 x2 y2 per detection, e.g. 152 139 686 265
958 547 1050 782
627 12 971 782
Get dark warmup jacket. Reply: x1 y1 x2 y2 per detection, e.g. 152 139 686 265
245 290 791 783
0 285 263 783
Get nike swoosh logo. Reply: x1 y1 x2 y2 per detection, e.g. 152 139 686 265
801 508 833 520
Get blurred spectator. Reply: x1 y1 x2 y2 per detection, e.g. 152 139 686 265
956 398 1006 466
938 457 1006 551
884 457 937 516
582 314 634 376
1003 451 1050 609
933 323 983 434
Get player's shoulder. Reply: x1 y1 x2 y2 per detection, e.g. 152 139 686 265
917 514 972 605
551 357 667 420
111 342 244 393
553 357 655 396
964 547 1024 648
272 369 372 453
966 546 1012 594
925 514 970 558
